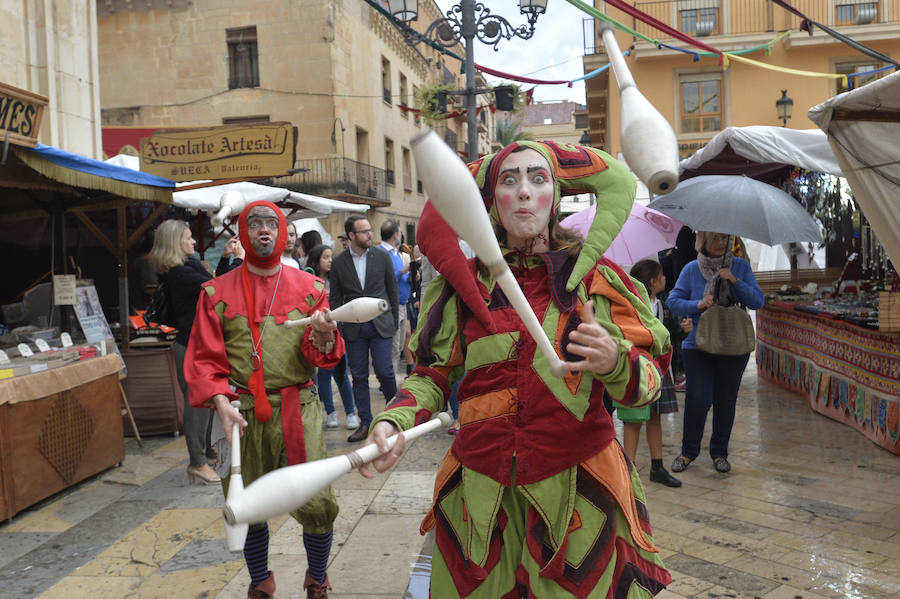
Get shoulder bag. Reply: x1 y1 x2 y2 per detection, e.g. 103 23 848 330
694 278 755 356
143 281 175 327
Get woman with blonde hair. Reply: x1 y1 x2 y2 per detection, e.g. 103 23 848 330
147 219 219 485
667 231 764 474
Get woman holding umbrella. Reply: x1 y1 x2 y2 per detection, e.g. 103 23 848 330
667 232 764 474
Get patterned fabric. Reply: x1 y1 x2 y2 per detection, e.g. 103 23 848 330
425 444 670 598
756 305 900 454
651 370 678 415
372 249 672 596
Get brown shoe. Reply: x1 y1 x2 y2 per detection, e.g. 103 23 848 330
304 570 331 599
247 571 275 599
347 424 369 443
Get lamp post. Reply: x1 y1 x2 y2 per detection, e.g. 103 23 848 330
776 89 793 127
388 0 548 160
579 130 592 145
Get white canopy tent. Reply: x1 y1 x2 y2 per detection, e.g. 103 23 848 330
105 154 369 220
809 70 900 272
679 125 844 179
675 126 843 272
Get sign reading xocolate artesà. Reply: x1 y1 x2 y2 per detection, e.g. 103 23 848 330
140 122 297 182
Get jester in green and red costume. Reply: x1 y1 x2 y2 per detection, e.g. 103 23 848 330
361 141 673 598
185 200 343 598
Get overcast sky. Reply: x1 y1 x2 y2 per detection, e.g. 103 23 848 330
433 0 589 105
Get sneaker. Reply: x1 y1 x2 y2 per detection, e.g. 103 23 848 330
345 413 360 430
674 380 686 392
325 412 339 429
713 457 731 473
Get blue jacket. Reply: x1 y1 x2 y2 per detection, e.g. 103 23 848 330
667 258 764 350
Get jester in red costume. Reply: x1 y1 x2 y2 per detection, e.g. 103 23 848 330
185 201 344 599
361 141 673 598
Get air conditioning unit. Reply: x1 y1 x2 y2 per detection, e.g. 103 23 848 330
854 5 877 25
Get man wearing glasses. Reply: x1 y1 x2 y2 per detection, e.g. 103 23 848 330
329 214 399 442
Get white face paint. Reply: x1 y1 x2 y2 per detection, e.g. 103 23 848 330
493 149 555 252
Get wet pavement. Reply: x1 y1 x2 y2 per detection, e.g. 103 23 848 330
1 364 898 599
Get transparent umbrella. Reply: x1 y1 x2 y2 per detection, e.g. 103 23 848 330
646 175 822 245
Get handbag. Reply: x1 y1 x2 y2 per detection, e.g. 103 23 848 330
694 278 755 356
143 281 175 327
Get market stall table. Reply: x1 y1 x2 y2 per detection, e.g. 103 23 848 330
0 354 124 520
756 303 900 454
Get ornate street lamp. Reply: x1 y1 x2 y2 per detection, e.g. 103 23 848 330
388 0 550 159
776 89 793 127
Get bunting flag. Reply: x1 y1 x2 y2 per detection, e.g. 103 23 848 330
474 63 574 87
586 0 725 60
771 0 900 67
723 53 848 88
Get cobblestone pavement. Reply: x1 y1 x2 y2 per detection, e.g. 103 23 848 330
1 365 898 599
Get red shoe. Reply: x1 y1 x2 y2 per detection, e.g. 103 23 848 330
674 381 686 392
248 571 275 599
304 570 331 599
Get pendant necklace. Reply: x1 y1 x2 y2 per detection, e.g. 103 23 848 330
250 266 283 371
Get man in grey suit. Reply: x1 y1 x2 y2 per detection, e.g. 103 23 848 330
330 215 399 442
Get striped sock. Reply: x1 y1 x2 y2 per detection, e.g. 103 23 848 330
303 531 333 584
243 524 270 586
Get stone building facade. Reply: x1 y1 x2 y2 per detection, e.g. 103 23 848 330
97 0 487 244
1 0 103 157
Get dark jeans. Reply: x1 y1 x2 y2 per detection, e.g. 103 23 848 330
680 348 750 461
346 321 397 426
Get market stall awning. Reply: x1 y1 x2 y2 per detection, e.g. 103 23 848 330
809 71 900 272
679 126 844 183
12 144 175 204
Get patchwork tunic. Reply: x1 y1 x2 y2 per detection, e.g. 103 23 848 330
372 250 673 598
186 266 344 532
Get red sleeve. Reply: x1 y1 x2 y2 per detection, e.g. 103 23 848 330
185 291 238 408
299 283 346 369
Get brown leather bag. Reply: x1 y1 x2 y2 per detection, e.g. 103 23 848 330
694 279 756 356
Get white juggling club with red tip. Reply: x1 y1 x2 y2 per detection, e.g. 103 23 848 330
410 130 568 378
224 400 248 552
599 25 679 196
223 413 452 525
284 297 388 329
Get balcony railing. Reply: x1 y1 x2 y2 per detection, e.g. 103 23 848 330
273 157 388 204
583 1 900 53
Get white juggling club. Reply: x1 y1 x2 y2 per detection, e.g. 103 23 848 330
284 297 388 328
224 400 248 552
223 412 452 525
211 190 248 227
410 130 568 378
599 25 679 196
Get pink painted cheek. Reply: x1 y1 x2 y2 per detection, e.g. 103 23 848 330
496 192 514 209
536 193 553 210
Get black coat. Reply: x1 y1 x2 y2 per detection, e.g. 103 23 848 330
160 257 212 346
329 247 398 342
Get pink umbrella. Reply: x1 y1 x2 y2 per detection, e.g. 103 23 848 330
560 203 683 265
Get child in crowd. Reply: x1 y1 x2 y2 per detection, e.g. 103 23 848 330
617 259 692 487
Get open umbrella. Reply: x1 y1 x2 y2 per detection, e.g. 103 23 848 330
560 203 683 265
647 175 822 245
